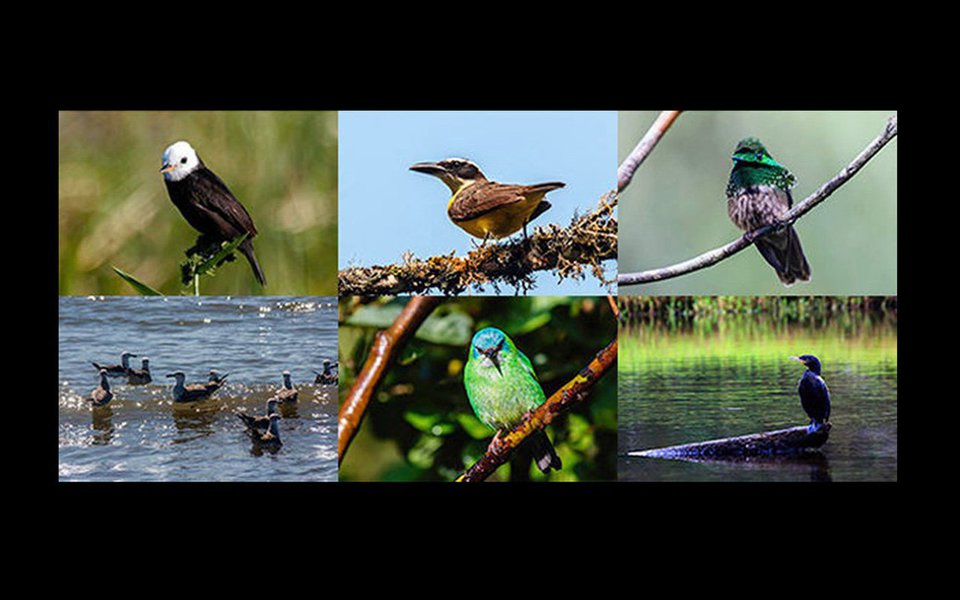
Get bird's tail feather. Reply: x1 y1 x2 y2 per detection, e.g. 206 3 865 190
239 239 266 286
528 430 562 474
755 225 810 286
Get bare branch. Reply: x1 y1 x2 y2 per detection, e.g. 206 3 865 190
337 296 442 463
456 336 618 482
339 195 618 296
617 110 682 193
618 114 898 287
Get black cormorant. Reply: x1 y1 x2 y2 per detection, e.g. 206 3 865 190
790 355 831 433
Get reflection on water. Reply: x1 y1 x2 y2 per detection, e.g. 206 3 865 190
618 317 897 482
59 296 339 482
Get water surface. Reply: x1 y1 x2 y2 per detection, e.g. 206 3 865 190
618 318 897 482
59 296 339 482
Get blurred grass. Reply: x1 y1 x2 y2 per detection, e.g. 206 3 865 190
337 296 619 482
59 111 338 295
618 111 897 295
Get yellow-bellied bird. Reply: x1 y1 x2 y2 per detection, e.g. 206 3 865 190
410 158 564 243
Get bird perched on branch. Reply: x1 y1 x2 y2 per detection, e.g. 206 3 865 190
410 158 564 244
160 140 266 286
463 327 562 474
166 371 227 403
92 351 137 378
86 369 114 407
790 355 831 433
726 138 811 285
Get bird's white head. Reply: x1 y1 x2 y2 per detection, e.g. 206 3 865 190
160 140 201 182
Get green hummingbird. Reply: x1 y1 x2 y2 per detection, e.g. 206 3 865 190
463 327 562 474
726 137 811 285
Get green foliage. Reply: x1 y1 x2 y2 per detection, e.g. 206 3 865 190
59 111 338 295
111 266 163 296
338 296 618 482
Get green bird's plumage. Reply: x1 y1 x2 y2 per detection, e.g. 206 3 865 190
726 137 811 285
463 327 562 474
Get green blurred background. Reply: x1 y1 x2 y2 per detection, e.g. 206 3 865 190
59 111 338 295
338 296 618 482
618 111 897 295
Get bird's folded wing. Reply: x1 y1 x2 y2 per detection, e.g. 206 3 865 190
192 170 259 236
448 183 529 222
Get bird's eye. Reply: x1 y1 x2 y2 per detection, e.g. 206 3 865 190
755 151 764 160
180 157 188 164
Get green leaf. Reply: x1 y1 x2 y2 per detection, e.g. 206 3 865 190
195 232 249 277
344 300 474 346
454 412 492 440
112 266 163 296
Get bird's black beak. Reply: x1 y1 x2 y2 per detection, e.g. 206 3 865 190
409 161 447 177
480 347 502 376
160 162 176 174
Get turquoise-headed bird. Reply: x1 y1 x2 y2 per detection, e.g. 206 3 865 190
726 138 811 285
463 327 562 474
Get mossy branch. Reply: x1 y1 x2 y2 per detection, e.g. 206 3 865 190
456 335 618 482
337 296 443 463
338 195 618 296
618 114 898 287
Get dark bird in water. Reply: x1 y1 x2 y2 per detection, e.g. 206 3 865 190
208 369 230 385
127 357 152 385
166 371 227 403
252 413 283 450
726 138 811 286
160 140 266 286
274 370 298 404
790 355 831 433
86 369 114 407
410 158 563 244
314 359 338 385
237 398 280 433
91 351 137 378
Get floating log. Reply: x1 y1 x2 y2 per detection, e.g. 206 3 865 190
629 423 831 459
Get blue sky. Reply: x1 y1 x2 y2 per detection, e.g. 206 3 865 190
339 111 617 295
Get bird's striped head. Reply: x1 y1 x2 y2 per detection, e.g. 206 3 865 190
410 157 486 193
160 140 202 182
470 327 515 375
790 354 822 374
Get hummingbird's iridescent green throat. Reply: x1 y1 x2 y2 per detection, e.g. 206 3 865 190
727 137 796 194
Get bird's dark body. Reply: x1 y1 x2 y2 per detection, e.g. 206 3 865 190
792 355 831 432
91 362 130 378
798 370 831 425
165 166 266 285
727 184 811 285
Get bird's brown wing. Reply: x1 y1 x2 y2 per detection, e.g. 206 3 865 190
448 183 530 222
191 169 259 237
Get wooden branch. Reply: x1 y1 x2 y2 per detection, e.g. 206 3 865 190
617 110 682 193
337 296 442 463
338 195 618 296
629 424 831 459
456 336 618 482
619 114 897 287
